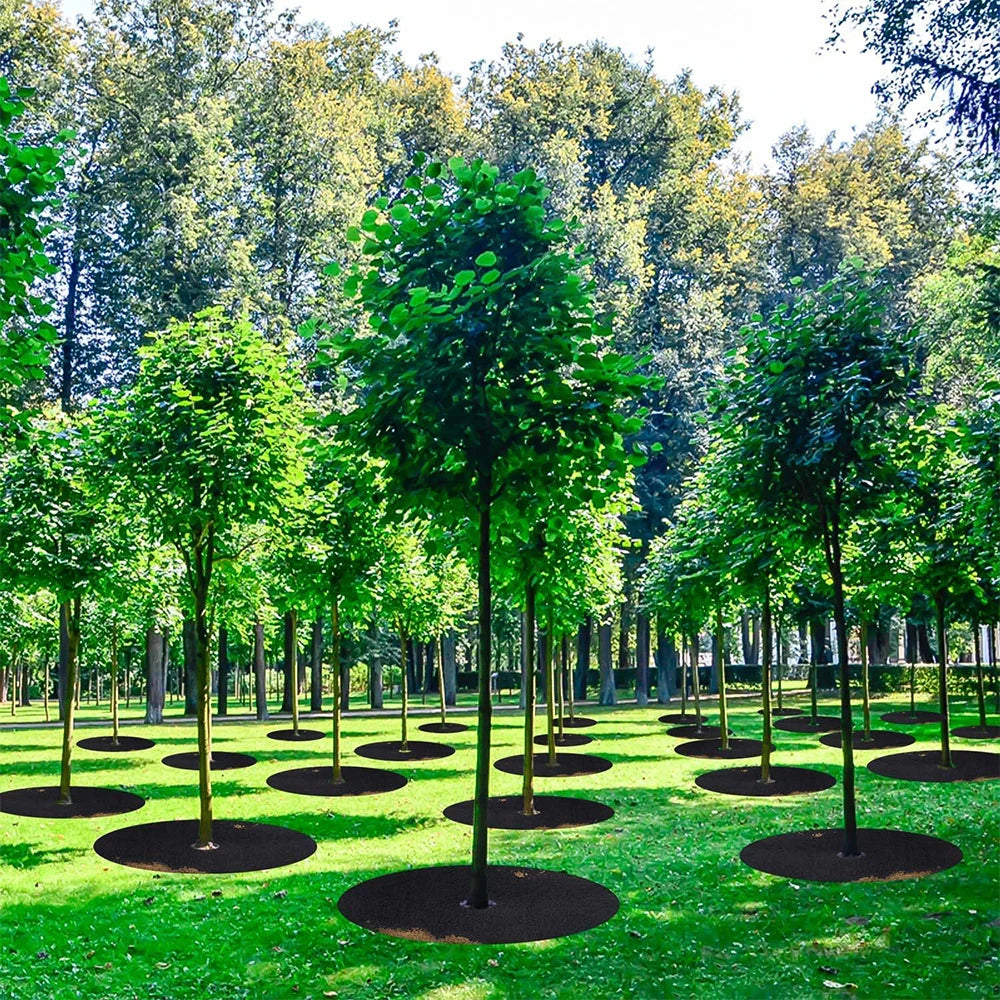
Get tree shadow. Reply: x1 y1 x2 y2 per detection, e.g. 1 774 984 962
1 843 90 871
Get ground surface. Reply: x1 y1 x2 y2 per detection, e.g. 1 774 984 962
1 692 997 1000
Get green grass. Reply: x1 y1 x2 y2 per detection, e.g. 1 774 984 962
1 693 996 1000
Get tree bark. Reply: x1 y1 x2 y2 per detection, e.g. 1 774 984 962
310 616 323 712
716 605 729 751
575 617 591 700
521 581 537 816
368 619 383 709
443 630 457 706
58 602 70 722
217 624 229 716
860 621 871 738
332 598 343 782
933 590 953 768
597 621 615 705
545 612 557 765
655 615 676 703
618 599 630 673
399 625 409 750
281 610 295 716
253 620 269 721
759 586 773 785
635 611 650 706
182 619 197 716
58 596 81 805
111 623 120 744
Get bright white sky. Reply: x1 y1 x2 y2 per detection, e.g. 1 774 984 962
61 0 891 167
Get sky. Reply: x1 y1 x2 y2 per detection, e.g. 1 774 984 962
60 0 892 168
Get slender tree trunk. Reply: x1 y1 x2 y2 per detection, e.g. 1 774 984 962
576 617 591 700
860 621 871 739
933 590 953 768
655 617 676 703
253 620 269 721
311 617 323 712
545 611 557 766
635 611 650 706
43 659 50 723
111 623 120 745
598 621 615 705
680 634 688 715
183 619 197 716
691 633 703 732
974 627 987 729
193 580 214 850
58 597 82 805
759 585 773 785
716 605 729 751
10 649 17 717
217 624 229 717
522 581 537 816
443 630 457 706
558 635 567 736
58 602 69 722
281 611 295 713
775 615 784 710
332 598 343 783
618 599 630 675
437 636 448 725
398 624 409 751
369 620 383 709
144 628 165 724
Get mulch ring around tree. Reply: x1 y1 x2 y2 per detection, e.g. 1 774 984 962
266 729 325 742
696 766 836 797
266 765 407 797
0 785 145 819
442 794 614 830
951 724 1000 740
493 753 612 777
354 740 455 762
674 738 772 760
418 722 471 734
819 730 917 750
758 707 804 716
337 864 620 944
740 827 962 882
161 751 257 771
658 713 704 725
666 724 733 740
559 716 597 728
867 749 1000 782
880 710 944 725
93 819 316 874
78 735 156 752
773 715 842 734
532 732 594 747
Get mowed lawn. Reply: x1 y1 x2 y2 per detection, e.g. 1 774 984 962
1 695 997 1000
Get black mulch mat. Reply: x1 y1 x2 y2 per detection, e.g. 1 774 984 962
773 715 842 733
658 713 706 725
93 819 316 874
442 795 614 830
819 730 917 750
493 753 612 777
758 708 804 716
880 710 944 725
559 717 597 728
0 785 145 819
354 741 455 762
674 738 772 759
740 827 962 882
338 864 619 943
266 765 407 797
266 729 325 742
696 766 835 797
666 725 733 740
867 749 1000 782
161 751 257 771
951 725 1000 740
532 733 594 747
418 722 471 734
78 735 156 752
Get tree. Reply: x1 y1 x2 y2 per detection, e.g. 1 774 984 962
104 307 304 848
326 154 646 909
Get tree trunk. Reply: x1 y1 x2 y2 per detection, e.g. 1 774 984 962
368 620 383 709
193 579 214 849
310 617 323 712
635 611 650 706
917 621 935 663
399 624 409 750
217 624 229 717
58 596 81 805
437 635 448 725
253 620 269 721
443 630 457 706
655 616 676 703
285 610 299 734
43 659 50 722
974 627 987 729
111 623 120 745
58 602 70 722
691 633 704 732
933 590 953 768
860 621 871 738
598 621 615 705
182 619 197 716
545 612 557 766
716 605 729 750
576 617 591 700
618 599 630 674
558 634 567 735
521 581 537 816
866 620 891 664
281 611 295 713
331 598 343 782
759 586 773 785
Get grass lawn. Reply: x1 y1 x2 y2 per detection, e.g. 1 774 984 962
0 693 996 1000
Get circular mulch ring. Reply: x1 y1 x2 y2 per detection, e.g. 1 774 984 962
78 735 156 753
666 725 733 740
418 722 471 734
161 751 257 771
493 753 612 778
442 795 614 830
0 785 145 819
532 733 594 748
266 765 407 797
696 766 836 797
740 827 962 882
560 717 597 729
94 819 316 874
658 713 705 725
951 724 1000 740
867 749 1000 783
880 710 944 725
354 740 455 762
266 729 325 742
674 738 772 760
819 730 917 750
773 715 842 734
758 708 804 716
338 864 619 943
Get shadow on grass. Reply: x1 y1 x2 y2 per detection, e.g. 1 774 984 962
1 843 91 871
4 757 145 776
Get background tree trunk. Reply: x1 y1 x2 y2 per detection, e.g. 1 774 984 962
144 627 165 724
182 618 197 715
368 620 383 709
253 620 269 721
443 630 457 706
655 616 676 703
310 616 323 712
598 621 615 705
58 603 70 721
635 611 649 705
576 616 592 700
217 624 229 716
281 611 295 713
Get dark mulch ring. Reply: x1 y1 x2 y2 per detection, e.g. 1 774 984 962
78 735 156 752
493 752 613 777
266 765 407 797
740 827 962 882
951 724 1000 740
338 864 620 944
880 710 944 725
674 738 772 760
93 819 317 874
773 715 842 734
354 740 455 762
658 713 705 725
161 751 257 771
758 707 804 716
819 729 917 750
442 795 614 830
696 765 836 797
532 732 594 747
0 785 145 819
559 717 597 728
418 722 471 734
867 749 1000 783
266 728 325 742
666 724 733 740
